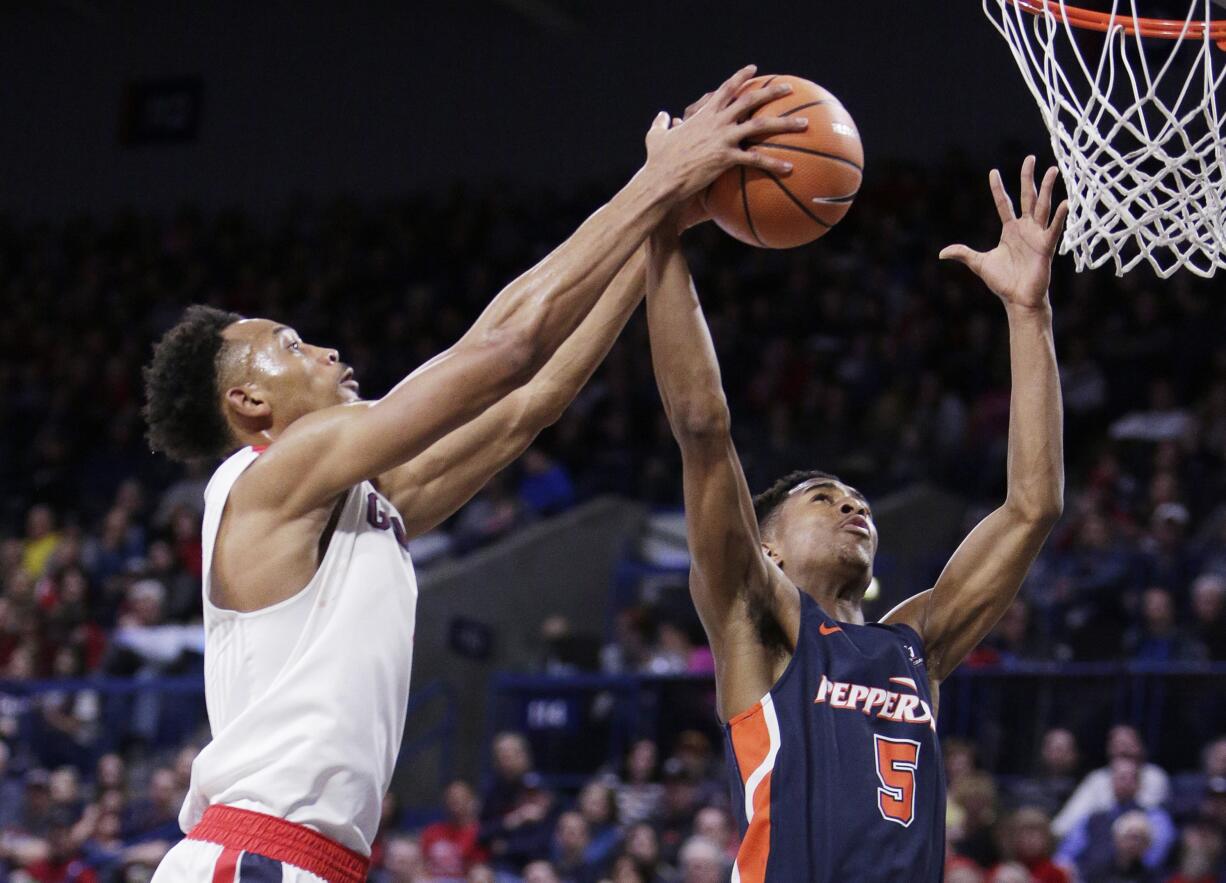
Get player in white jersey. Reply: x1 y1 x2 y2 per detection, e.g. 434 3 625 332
139 67 807 882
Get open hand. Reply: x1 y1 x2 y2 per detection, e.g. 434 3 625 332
940 156 1069 310
644 65 807 203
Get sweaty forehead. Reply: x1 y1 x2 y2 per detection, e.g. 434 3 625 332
787 478 867 503
222 317 281 344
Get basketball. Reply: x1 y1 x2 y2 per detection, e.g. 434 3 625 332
705 74 864 249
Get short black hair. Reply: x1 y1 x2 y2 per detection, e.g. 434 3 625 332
752 469 840 533
142 305 243 463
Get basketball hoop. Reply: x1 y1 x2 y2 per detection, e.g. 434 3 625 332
984 0 1226 277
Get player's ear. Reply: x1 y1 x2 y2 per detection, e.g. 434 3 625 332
225 384 272 422
762 541 784 572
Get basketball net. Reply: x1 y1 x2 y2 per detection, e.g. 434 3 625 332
984 0 1226 277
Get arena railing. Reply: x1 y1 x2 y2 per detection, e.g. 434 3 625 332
0 675 457 809
490 663 1226 788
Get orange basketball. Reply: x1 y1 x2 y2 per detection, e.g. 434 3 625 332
705 75 863 249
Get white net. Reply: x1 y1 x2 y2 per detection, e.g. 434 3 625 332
983 0 1226 277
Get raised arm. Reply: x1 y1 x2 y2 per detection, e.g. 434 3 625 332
883 157 1068 682
381 248 647 536
241 68 803 519
646 221 797 721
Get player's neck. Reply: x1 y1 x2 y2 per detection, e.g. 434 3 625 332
796 572 868 624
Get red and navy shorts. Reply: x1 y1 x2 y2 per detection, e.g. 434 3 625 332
151 805 369 883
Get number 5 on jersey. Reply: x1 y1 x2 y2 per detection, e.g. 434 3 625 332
874 734 920 827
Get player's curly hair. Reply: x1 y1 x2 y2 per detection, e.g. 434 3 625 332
142 305 243 463
753 469 840 533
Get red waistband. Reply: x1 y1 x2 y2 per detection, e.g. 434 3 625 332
187 805 369 883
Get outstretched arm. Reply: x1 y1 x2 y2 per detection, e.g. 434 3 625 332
382 248 647 536
241 68 803 520
883 156 1067 682
646 221 797 721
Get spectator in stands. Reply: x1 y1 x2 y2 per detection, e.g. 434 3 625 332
91 754 125 800
18 807 98 883
1165 818 1223 883
121 767 180 844
611 739 663 828
1189 574 1226 660
654 760 702 865
676 836 726 883
20 769 55 837
691 806 738 866
538 616 601 675
1053 725 1171 837
550 810 601 883
1171 738 1226 822
945 859 986 883
575 781 622 870
47 768 82 820
519 447 577 518
1052 513 1135 659
944 737 981 795
466 864 496 883
603 853 648 883
1198 777 1226 841
666 732 723 811
0 741 26 829
618 822 674 882
1007 728 1081 816
949 772 1001 868
1080 810 1162 883
22 505 61 579
522 860 561 883
479 731 554 873
976 599 1051 664
1057 757 1176 876
1124 586 1207 662
420 779 486 881
77 808 126 879
453 475 523 554
371 835 427 883
993 807 1069 883
600 609 656 676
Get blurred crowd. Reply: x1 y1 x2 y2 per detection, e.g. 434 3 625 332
365 723 1226 882
0 156 1224 879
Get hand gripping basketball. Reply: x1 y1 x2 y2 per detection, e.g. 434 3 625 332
940 156 1070 310
643 65 808 202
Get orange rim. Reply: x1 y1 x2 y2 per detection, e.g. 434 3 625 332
1006 0 1226 46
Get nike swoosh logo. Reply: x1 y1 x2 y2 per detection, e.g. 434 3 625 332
819 623 842 636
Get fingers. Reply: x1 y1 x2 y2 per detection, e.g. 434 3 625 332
939 244 983 272
736 114 808 142
683 91 714 121
1035 165 1059 226
732 148 794 177
989 168 1016 225
650 110 670 132
1047 199 1070 248
726 81 793 122
1019 155 1037 217
711 64 759 110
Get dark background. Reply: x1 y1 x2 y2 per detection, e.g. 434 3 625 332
0 0 1039 220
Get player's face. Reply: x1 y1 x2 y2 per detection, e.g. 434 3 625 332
769 478 877 585
224 318 360 423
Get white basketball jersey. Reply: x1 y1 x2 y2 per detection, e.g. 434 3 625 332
180 446 419 856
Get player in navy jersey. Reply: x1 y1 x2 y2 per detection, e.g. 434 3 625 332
645 154 1068 882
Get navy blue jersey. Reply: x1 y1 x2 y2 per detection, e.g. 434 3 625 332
724 591 945 882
